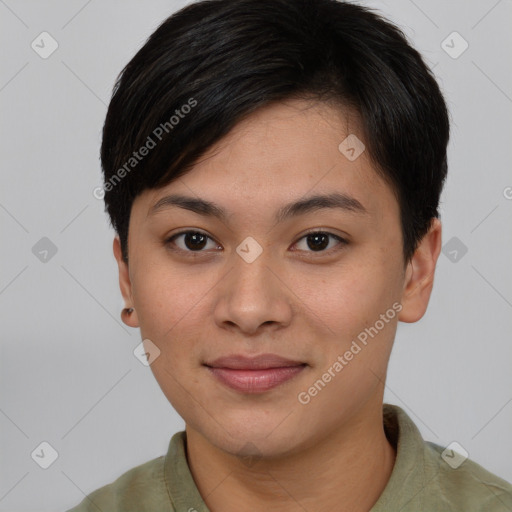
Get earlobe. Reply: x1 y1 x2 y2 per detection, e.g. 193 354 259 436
398 218 442 323
113 237 139 328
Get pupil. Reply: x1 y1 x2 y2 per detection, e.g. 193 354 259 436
185 232 207 250
308 233 328 251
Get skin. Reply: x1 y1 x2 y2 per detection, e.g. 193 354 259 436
114 98 442 512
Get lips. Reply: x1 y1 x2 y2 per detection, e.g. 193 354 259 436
206 353 305 370
204 354 307 393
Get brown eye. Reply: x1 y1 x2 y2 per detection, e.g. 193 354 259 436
306 233 330 251
166 231 219 252
183 232 208 250
293 231 347 254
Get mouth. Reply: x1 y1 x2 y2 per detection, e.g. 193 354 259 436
204 353 307 393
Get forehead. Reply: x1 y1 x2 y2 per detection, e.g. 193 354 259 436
137 98 399 222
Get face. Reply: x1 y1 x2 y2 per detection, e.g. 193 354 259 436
114 98 441 458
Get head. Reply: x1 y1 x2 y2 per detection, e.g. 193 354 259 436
102 0 449 457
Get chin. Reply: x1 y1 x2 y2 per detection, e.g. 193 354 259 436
203 417 307 460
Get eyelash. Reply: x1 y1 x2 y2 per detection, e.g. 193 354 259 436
164 229 348 257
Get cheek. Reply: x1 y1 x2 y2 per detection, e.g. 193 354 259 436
294 259 396 340
294 265 399 410
131 258 214 344
134 265 207 412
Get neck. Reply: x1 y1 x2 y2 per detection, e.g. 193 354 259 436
185 404 396 512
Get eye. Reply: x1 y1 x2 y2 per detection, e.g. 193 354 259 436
292 231 348 254
165 230 220 253
165 229 348 255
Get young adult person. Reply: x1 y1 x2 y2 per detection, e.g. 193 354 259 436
68 0 512 510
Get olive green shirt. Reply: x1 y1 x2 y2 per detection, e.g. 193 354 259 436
66 404 512 511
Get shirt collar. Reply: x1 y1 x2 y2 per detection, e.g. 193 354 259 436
371 404 438 510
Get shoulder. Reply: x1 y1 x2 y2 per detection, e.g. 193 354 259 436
423 440 512 511
379 404 512 511
65 454 171 512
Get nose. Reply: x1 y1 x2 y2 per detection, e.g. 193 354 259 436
213 247 294 336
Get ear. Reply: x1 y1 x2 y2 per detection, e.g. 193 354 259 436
398 218 442 323
113 236 139 327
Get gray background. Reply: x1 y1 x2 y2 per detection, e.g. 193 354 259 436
1 0 511 510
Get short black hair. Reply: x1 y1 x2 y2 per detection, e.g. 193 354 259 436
100 0 450 263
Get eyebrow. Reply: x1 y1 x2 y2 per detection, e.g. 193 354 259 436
148 192 368 223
